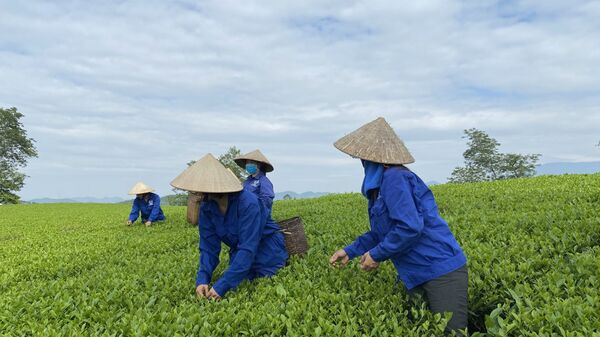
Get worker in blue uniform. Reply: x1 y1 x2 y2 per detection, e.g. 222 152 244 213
329 117 468 335
126 181 165 227
234 149 276 221
170 153 288 300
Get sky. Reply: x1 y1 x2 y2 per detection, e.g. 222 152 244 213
1 0 599 200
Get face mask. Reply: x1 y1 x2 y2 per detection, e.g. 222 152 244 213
246 163 258 175
361 160 384 198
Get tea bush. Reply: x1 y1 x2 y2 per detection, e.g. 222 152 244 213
1 174 599 336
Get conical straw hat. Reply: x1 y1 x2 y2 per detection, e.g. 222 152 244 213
234 149 274 172
334 117 415 165
128 181 154 195
170 153 242 193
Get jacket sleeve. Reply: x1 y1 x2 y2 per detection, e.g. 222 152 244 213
196 207 221 286
128 199 140 222
258 177 275 215
148 194 162 222
212 201 263 296
344 231 379 259
369 174 424 262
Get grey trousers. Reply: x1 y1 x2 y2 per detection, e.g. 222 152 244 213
408 265 469 335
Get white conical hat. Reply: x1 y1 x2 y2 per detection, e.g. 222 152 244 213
334 117 415 165
128 181 154 195
234 149 274 172
170 153 242 193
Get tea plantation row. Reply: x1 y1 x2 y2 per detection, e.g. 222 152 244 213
1 174 599 336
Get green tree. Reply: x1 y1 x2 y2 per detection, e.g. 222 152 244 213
187 146 247 180
170 146 248 206
0 107 38 204
217 146 247 181
499 153 541 180
449 128 540 183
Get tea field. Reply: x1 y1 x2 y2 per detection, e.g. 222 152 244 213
1 174 599 336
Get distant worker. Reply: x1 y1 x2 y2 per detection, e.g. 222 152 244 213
234 149 277 222
170 154 288 300
126 181 165 227
328 117 468 335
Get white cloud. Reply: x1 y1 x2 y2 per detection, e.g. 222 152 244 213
0 0 598 198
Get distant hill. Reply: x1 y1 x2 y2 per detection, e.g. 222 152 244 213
27 191 333 204
28 198 79 204
27 197 125 204
275 191 329 200
27 195 191 206
536 161 600 176
112 196 186 206
154 192 331 204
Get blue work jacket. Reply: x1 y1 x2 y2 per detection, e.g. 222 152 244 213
128 193 165 223
243 172 275 221
196 190 288 296
345 167 467 290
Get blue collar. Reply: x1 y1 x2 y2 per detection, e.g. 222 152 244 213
248 172 265 180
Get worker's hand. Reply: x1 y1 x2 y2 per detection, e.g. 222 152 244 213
145 221 152 227
360 252 379 272
126 220 132 226
207 287 221 301
329 249 350 268
196 284 209 298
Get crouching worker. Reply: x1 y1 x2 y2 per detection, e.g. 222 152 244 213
126 181 165 227
170 154 288 300
329 118 468 336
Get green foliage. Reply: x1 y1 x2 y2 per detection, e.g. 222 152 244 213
0 107 38 204
449 129 540 183
1 174 599 336
166 189 190 207
160 194 188 206
187 146 247 181
0 166 27 204
217 146 247 181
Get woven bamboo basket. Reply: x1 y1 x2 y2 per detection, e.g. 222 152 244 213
186 193 202 225
277 216 309 256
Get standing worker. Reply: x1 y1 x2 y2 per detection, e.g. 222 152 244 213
126 181 165 227
171 154 288 300
234 149 276 221
329 117 468 335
